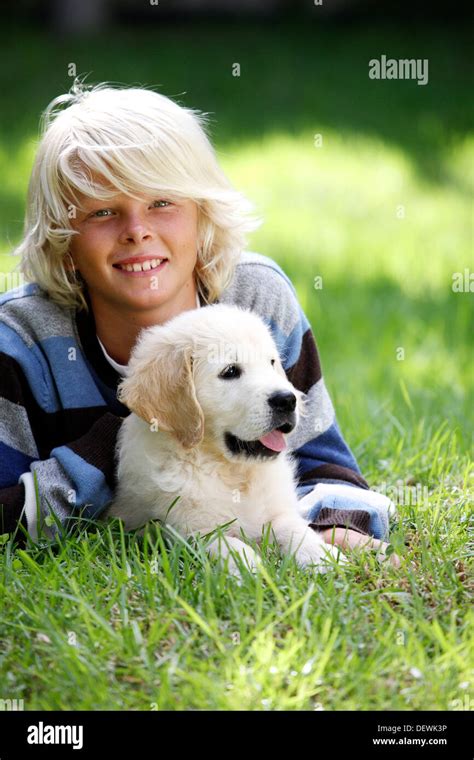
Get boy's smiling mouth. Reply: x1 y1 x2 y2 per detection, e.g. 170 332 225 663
113 256 168 274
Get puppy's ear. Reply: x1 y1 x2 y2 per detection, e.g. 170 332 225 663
117 343 204 449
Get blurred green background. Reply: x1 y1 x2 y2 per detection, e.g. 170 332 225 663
0 18 472 479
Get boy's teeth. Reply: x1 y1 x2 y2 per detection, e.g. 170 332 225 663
120 258 164 272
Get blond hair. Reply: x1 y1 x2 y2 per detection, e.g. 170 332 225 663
13 80 261 312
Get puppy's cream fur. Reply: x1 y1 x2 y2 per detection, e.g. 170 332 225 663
107 304 344 574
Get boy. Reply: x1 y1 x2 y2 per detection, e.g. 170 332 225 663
0 82 397 564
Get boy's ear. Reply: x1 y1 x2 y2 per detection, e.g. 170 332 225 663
117 343 204 449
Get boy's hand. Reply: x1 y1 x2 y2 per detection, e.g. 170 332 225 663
321 527 401 568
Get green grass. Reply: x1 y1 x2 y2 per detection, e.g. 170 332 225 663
0 20 472 710
0 505 472 711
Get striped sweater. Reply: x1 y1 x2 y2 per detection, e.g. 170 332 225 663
0 251 390 545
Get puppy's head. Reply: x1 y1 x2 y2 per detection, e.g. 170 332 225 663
117 324 204 450
118 304 307 458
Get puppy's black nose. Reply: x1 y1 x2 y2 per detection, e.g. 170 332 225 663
267 391 297 413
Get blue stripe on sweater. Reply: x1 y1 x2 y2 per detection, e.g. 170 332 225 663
295 420 362 476
266 316 301 368
0 324 106 411
40 336 106 408
0 282 41 305
265 308 311 370
0 441 36 485
0 322 55 409
50 445 112 518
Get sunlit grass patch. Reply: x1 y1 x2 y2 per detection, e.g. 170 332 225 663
223 129 472 296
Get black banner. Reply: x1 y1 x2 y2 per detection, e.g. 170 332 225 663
0 710 471 757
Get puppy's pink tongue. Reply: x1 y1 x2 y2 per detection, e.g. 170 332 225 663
258 429 287 452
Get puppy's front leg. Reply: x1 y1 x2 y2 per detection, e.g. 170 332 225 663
270 515 347 571
205 534 261 577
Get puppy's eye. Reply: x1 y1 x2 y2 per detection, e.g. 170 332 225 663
271 358 276 366
219 364 242 379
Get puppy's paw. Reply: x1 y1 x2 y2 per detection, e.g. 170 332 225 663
295 541 348 573
225 545 262 580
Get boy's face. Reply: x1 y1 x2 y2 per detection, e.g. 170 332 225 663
68 189 199 315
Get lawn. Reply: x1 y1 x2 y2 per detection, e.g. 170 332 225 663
0 19 472 711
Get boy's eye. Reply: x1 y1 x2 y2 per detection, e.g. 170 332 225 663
87 200 171 219
92 208 113 218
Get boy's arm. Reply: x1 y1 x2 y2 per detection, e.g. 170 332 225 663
267 267 394 540
286 333 369 490
263 267 367 487
0 351 122 542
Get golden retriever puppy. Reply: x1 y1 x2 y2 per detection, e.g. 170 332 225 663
106 304 345 575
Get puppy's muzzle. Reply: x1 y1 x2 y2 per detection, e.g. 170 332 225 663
267 390 297 433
